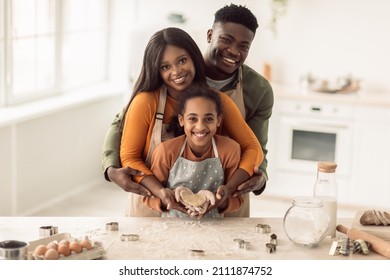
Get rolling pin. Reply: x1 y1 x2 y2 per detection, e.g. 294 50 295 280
336 224 390 259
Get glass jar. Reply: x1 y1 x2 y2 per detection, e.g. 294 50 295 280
283 196 330 247
313 162 338 238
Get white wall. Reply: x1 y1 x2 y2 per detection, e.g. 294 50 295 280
257 0 390 93
0 94 125 215
131 0 390 94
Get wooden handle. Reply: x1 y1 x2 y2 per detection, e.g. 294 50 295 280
336 224 390 259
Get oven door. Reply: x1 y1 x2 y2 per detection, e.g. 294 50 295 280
276 115 352 177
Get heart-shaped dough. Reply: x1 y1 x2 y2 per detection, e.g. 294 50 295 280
180 189 207 207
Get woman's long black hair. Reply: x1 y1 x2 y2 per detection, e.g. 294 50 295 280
120 27 208 135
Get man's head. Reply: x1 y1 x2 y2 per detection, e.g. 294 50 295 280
214 4 259 35
204 4 259 80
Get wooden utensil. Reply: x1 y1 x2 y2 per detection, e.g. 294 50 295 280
336 224 390 259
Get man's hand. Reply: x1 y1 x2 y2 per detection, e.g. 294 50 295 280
233 167 265 197
107 166 151 197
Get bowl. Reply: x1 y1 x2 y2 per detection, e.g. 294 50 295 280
0 240 29 260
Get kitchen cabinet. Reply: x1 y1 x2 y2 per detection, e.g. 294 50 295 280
352 106 390 208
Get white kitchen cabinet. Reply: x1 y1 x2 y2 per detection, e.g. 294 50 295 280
352 106 390 208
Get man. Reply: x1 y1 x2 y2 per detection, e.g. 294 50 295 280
101 4 274 217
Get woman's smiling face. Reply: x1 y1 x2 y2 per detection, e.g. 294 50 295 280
159 45 196 99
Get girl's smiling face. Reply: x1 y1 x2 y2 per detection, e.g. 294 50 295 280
159 45 196 99
178 96 222 157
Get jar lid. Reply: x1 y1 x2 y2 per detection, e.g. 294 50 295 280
317 162 337 173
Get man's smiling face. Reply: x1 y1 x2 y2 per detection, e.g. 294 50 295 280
205 22 255 80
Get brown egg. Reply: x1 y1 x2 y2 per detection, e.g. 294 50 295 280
80 239 93 250
44 248 59 260
46 241 58 250
58 239 70 247
69 241 82 253
58 244 71 257
33 244 48 256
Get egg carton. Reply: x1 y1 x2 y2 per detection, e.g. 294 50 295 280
28 233 105 260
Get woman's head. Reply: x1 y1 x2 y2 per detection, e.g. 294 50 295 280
133 27 207 95
177 84 222 155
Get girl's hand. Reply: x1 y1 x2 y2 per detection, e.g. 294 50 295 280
202 185 229 216
160 188 188 214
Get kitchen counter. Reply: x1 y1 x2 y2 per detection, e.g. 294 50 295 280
0 216 386 260
271 83 390 108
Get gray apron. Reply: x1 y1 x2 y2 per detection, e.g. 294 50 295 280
162 137 224 218
222 68 250 218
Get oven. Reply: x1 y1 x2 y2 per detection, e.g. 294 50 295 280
275 99 354 178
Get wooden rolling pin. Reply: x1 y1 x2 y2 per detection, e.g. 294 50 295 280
336 224 390 259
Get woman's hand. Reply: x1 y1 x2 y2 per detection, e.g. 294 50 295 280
107 166 152 197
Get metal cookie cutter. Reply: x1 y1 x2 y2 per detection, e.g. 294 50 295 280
352 239 370 255
270 233 278 246
106 222 119 231
233 238 250 250
39 226 58 238
121 234 139 241
189 249 205 257
266 243 276 253
255 223 271 234
329 238 351 256
234 238 245 249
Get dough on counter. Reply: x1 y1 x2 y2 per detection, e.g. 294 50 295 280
360 209 390 226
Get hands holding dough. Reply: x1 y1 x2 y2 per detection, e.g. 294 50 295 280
175 186 216 217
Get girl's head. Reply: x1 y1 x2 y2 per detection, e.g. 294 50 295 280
133 27 207 96
177 84 222 156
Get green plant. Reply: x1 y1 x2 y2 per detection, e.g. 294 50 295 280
269 0 288 37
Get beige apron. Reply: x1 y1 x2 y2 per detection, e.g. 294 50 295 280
222 68 250 218
126 86 169 217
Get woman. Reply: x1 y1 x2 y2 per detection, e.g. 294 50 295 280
120 27 263 216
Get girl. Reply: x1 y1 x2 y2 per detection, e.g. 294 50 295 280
143 84 247 218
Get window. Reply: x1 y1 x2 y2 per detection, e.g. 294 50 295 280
0 0 109 106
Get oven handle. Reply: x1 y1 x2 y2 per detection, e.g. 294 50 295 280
296 122 351 130
280 116 352 130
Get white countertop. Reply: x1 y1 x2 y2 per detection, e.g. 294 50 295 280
0 216 386 260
